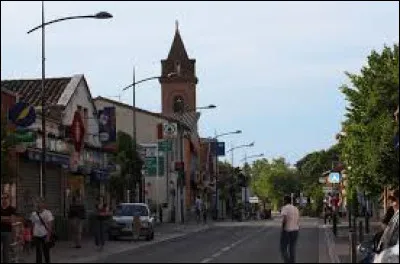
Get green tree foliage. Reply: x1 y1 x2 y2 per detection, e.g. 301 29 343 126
109 131 144 202
339 44 399 196
217 161 234 200
295 146 339 214
250 158 299 210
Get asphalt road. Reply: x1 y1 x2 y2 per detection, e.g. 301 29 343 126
98 218 322 263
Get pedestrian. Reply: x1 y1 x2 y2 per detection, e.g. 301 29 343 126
68 196 86 248
23 220 33 254
94 197 110 251
280 194 300 263
195 196 202 224
203 201 208 224
30 198 54 264
373 190 399 247
1 193 17 263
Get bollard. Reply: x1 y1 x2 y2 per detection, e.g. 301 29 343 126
359 220 364 243
365 213 370 234
332 213 337 237
349 230 357 263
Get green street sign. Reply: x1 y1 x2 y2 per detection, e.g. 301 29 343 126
158 140 172 152
14 131 36 143
144 156 165 176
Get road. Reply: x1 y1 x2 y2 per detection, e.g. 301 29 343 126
98 217 325 263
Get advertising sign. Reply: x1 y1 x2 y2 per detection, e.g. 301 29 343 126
210 141 226 156
98 107 116 150
70 111 85 152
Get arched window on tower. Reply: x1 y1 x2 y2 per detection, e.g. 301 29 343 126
175 61 181 76
173 96 185 113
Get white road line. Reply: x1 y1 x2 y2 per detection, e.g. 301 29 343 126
212 252 222 258
221 246 231 252
199 226 270 264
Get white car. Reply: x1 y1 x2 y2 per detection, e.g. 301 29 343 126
108 203 155 241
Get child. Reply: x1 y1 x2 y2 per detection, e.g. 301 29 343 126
22 220 32 254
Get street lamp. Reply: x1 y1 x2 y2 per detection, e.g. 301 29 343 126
120 70 177 203
27 1 112 198
212 129 242 219
241 153 264 163
176 104 216 223
227 141 254 219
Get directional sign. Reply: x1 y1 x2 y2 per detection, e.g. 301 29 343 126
8 102 36 127
144 156 165 176
163 123 177 138
158 140 172 152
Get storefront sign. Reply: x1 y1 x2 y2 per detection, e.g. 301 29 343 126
27 149 69 167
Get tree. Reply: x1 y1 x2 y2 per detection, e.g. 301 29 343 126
109 131 144 202
295 146 340 215
251 158 299 210
339 44 399 196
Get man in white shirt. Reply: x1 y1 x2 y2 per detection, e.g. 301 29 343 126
30 198 54 263
280 195 300 263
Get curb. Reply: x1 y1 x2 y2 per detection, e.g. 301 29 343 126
54 224 213 263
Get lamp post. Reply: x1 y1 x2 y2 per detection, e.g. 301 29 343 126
27 1 112 198
177 105 216 223
121 71 176 203
213 130 242 219
227 142 255 220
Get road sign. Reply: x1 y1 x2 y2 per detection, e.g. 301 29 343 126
144 156 165 176
158 140 172 152
163 123 177 138
328 172 341 184
8 102 36 127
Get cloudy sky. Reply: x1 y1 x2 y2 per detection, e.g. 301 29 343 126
1 1 399 165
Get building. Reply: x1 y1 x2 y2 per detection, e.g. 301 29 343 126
159 23 203 211
1 75 113 221
1 88 18 206
94 96 191 222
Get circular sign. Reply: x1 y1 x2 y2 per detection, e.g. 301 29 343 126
8 102 36 127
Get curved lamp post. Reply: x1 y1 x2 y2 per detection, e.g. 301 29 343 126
227 141 254 219
212 129 242 219
27 1 112 198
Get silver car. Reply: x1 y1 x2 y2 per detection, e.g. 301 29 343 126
108 203 155 241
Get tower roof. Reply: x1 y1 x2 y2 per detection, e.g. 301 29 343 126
167 20 189 60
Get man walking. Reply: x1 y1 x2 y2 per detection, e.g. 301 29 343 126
280 195 300 263
68 196 86 248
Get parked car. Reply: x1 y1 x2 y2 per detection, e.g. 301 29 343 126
358 210 399 263
108 203 155 241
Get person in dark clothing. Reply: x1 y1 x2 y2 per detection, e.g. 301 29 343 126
1 193 17 263
94 197 110 251
372 192 399 247
68 196 86 248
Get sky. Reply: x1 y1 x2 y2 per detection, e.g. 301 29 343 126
1 1 399 165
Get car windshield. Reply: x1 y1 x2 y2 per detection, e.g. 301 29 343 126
115 204 148 216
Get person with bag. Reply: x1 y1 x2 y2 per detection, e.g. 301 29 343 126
30 198 54 264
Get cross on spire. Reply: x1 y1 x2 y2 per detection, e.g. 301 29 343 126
175 20 179 32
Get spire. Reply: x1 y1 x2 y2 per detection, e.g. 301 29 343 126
167 20 189 60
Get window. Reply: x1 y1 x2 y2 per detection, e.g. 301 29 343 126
115 204 149 216
173 96 184 113
175 61 181 76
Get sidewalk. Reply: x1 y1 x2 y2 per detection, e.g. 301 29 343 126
321 219 381 263
19 221 212 263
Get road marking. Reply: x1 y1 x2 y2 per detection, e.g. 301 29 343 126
221 246 231 252
199 226 270 263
